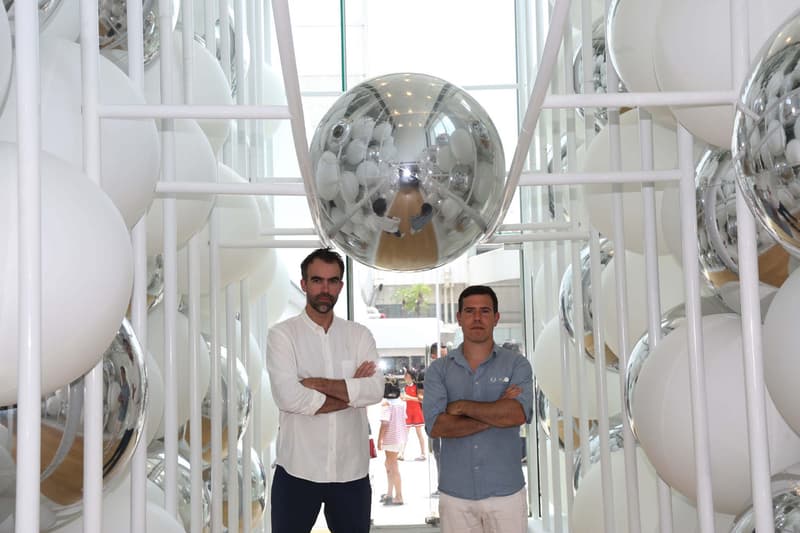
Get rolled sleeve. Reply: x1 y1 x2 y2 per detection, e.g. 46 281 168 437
421 359 448 436
511 356 534 424
266 327 327 416
345 328 384 407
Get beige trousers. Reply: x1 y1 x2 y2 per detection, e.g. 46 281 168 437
439 487 528 533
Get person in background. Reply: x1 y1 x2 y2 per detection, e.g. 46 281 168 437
422 341 447 495
400 368 426 461
422 285 533 533
266 248 384 533
378 378 406 506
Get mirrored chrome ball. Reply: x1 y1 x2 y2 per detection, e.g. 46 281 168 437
572 415 625 494
696 149 792 299
308 72 506 271
572 18 627 126
0 318 147 531
147 444 212 532
559 239 616 370
202 446 267 532
733 14 800 259
535 386 597 451
183 342 252 465
3 0 64 34
730 462 800 532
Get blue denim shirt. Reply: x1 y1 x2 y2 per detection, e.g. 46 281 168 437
422 343 533 500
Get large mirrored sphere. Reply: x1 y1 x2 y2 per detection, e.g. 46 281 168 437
3 0 64 33
308 72 506 271
733 14 800 259
202 446 267 532
98 0 154 50
559 238 617 370
572 415 624 494
730 462 800 532
696 149 792 299
535 386 597 451
0 318 146 531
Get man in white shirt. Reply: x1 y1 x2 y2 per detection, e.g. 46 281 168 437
266 248 384 532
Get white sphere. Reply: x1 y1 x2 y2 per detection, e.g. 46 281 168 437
145 119 217 256
580 110 684 254
601 251 685 356
260 62 287 139
0 39 161 228
532 245 562 333
763 267 800 435
0 146 133 405
606 0 675 125
652 0 797 148
258 369 279 449
0 4 11 113
40 0 80 41
147 305 212 438
532 317 622 419
218 321 265 398
264 256 290 327
632 314 800 514
144 30 233 154
176 163 263 294
145 352 165 446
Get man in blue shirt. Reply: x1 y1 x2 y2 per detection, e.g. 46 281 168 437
422 285 533 533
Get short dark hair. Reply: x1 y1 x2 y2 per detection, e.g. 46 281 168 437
458 285 498 313
430 342 438 356
301 248 345 280
384 378 401 399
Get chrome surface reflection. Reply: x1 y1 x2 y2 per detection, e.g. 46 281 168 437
308 72 506 271
535 386 597 451
3 0 63 33
734 13 800 259
696 149 791 300
559 238 616 370
730 462 800 532
147 444 211 532
572 415 624 494
0 318 146 531
572 18 626 125
202 446 267 532
182 343 252 464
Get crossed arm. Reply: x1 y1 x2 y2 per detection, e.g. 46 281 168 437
428 385 525 438
301 361 377 414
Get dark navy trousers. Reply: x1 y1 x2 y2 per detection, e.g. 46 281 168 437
271 465 372 533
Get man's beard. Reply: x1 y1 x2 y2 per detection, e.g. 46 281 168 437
308 294 337 314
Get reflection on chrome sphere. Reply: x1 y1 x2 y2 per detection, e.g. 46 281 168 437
202 446 267 532
559 239 616 370
308 73 506 271
572 415 625 494
0 318 146 530
734 14 800 259
98 0 154 50
730 462 800 532
182 341 252 464
147 444 212 532
696 149 791 298
572 18 626 125
535 386 597 452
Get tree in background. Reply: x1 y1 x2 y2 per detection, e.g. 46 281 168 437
393 284 433 317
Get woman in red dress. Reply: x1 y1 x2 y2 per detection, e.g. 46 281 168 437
400 368 426 461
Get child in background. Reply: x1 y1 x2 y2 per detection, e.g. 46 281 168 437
378 379 406 506
400 368 426 461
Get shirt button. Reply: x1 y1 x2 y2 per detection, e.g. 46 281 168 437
474 466 479 470
474 381 479 385
474 444 478 449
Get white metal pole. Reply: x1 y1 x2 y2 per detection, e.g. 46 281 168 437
241 279 254 533
225 286 240 533
14 1 42 531
209 212 224 533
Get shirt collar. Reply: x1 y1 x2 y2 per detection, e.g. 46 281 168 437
448 343 498 370
300 309 336 333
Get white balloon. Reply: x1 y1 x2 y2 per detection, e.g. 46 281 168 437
144 30 233 154
260 61 287 138
574 446 734 533
652 0 797 148
264 256 290 327
0 146 133 405
51 476 184 533
258 369 279 450
532 245 562 333
601 250 685 356
532 317 622 419
145 352 165 446
0 39 161 229
145 119 217 256
0 4 11 113
147 305 212 438
632 314 800 514
216 320 264 398
763 267 800 436
580 110 684 254
176 163 264 294
39 0 80 41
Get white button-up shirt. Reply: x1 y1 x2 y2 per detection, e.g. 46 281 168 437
266 311 384 483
